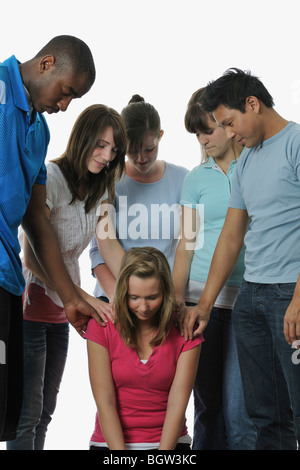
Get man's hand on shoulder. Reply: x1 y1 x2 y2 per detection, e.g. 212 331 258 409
183 302 212 341
65 297 108 336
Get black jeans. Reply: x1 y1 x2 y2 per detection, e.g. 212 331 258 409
0 287 23 441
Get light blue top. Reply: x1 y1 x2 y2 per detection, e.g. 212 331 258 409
180 157 245 287
229 121 300 283
0 56 49 295
90 162 188 298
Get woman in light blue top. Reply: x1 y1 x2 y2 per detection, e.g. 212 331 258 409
172 87 256 450
89 94 188 302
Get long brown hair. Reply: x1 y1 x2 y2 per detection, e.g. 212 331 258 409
52 104 127 212
114 247 175 348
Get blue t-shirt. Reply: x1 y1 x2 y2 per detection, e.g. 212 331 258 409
0 56 49 295
229 121 300 283
180 157 245 287
90 162 188 297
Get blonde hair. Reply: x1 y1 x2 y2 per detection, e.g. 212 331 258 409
114 247 175 348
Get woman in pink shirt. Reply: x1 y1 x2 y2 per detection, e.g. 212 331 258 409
85 246 203 450
8 104 127 451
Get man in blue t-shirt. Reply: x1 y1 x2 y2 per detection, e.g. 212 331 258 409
0 35 100 442
183 68 300 450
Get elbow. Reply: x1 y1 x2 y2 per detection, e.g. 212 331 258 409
23 250 35 272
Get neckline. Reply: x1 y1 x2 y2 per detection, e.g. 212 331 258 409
258 121 293 148
135 345 156 366
125 161 166 185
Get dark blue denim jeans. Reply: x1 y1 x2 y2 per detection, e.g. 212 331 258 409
232 281 300 450
191 305 256 450
7 320 69 450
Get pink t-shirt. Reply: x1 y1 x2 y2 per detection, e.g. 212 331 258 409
84 319 203 444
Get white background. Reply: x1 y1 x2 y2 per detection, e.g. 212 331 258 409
1 0 300 450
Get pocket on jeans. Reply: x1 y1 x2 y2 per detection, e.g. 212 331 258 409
237 279 249 295
274 283 296 298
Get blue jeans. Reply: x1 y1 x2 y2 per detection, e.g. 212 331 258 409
232 281 300 450
7 320 69 450
191 306 256 450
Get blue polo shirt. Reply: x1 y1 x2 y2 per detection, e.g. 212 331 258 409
0 55 49 295
180 157 245 286
229 121 300 283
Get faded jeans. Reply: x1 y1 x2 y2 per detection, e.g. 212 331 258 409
7 320 69 450
232 281 300 450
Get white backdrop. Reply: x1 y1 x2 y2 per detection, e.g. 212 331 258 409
1 0 300 450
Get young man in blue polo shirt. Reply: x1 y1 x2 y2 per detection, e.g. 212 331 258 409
183 68 300 449
0 35 100 442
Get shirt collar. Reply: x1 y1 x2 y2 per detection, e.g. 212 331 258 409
23 83 34 120
203 156 239 169
4 55 29 112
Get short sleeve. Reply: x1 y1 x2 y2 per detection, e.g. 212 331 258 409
84 318 109 349
228 162 247 210
34 162 47 185
287 129 300 181
182 333 204 353
180 168 200 209
45 163 62 210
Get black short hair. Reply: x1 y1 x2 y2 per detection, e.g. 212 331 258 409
35 35 96 87
201 68 274 113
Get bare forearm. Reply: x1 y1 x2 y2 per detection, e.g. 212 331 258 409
97 238 125 279
22 215 78 305
93 264 116 302
172 240 194 298
199 233 243 309
184 208 249 339
95 202 125 279
88 341 125 448
284 274 300 345
159 404 186 450
159 347 200 450
199 208 248 310
22 185 100 336
183 235 243 339
97 405 126 450
23 234 55 289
